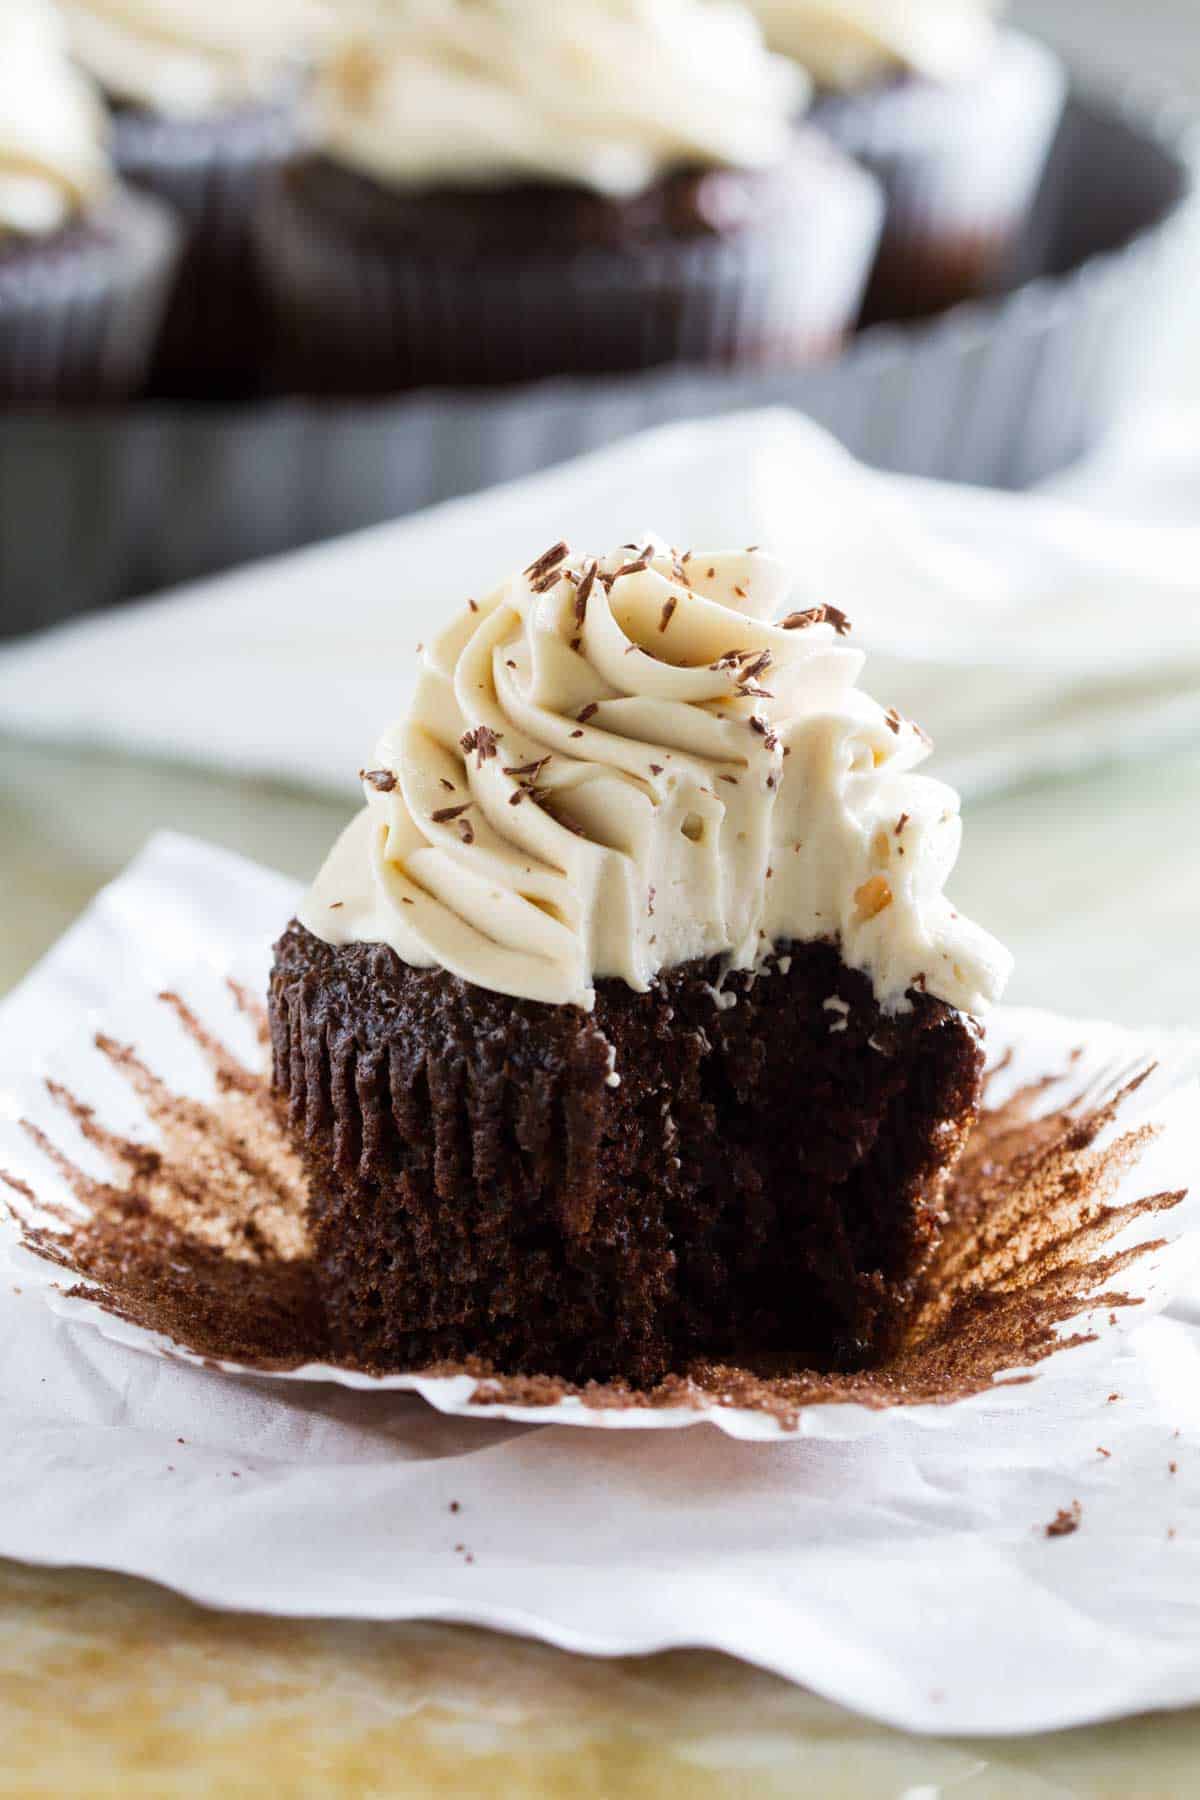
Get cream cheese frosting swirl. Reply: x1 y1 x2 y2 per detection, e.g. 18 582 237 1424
314 0 806 197
0 0 110 240
301 537 1012 1016
749 0 1000 89
61 0 326 116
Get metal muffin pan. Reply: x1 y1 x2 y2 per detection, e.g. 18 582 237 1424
1 77 1195 639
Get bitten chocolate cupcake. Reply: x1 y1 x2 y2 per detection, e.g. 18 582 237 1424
254 0 884 392
61 0 325 393
751 1 1066 320
0 0 177 406
269 536 1011 1386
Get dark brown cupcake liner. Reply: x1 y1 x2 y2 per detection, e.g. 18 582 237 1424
111 97 301 395
0 185 178 407
253 134 884 392
812 28 1068 322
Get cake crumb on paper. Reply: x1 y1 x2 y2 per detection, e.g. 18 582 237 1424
1045 1502 1082 1539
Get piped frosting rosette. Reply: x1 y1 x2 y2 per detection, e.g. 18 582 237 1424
302 538 1011 1014
749 0 1001 90
0 0 110 240
314 0 806 197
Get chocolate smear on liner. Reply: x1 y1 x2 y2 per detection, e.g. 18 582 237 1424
1 1005 1185 1426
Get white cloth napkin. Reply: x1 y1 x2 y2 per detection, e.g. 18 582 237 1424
2 409 1199 801
2 835 1200 1738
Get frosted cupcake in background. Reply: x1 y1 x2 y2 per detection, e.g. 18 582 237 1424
0 0 177 405
254 0 884 393
60 0 329 393
750 0 1066 320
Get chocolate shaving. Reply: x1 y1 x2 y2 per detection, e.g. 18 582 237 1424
649 763 663 776
738 650 772 685
503 757 551 780
360 769 396 792
609 558 650 584
459 726 501 768
781 604 852 636
659 596 677 633
532 565 568 595
574 560 597 628
577 703 599 724
525 540 569 583
431 803 471 824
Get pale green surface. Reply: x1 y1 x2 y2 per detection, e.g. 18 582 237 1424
2 730 1200 1793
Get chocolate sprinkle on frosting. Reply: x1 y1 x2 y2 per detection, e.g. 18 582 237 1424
431 803 471 824
525 540 569 583
460 725 502 767
781 604 852 636
659 596 678 633
574 560 597 627
360 768 396 792
503 757 551 780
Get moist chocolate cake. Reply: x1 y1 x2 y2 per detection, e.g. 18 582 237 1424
270 930 981 1383
269 536 1011 1386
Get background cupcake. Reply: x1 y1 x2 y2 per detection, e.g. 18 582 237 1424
60 0 327 394
0 0 177 406
254 0 884 394
750 0 1067 320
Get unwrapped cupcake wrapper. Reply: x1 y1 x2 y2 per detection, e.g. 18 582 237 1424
0 186 178 407
112 100 300 392
253 138 884 392
813 29 1068 321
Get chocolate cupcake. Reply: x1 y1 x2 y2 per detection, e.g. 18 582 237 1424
0 0 177 406
61 0 324 394
269 537 1011 1385
751 2 1066 320
254 0 884 392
